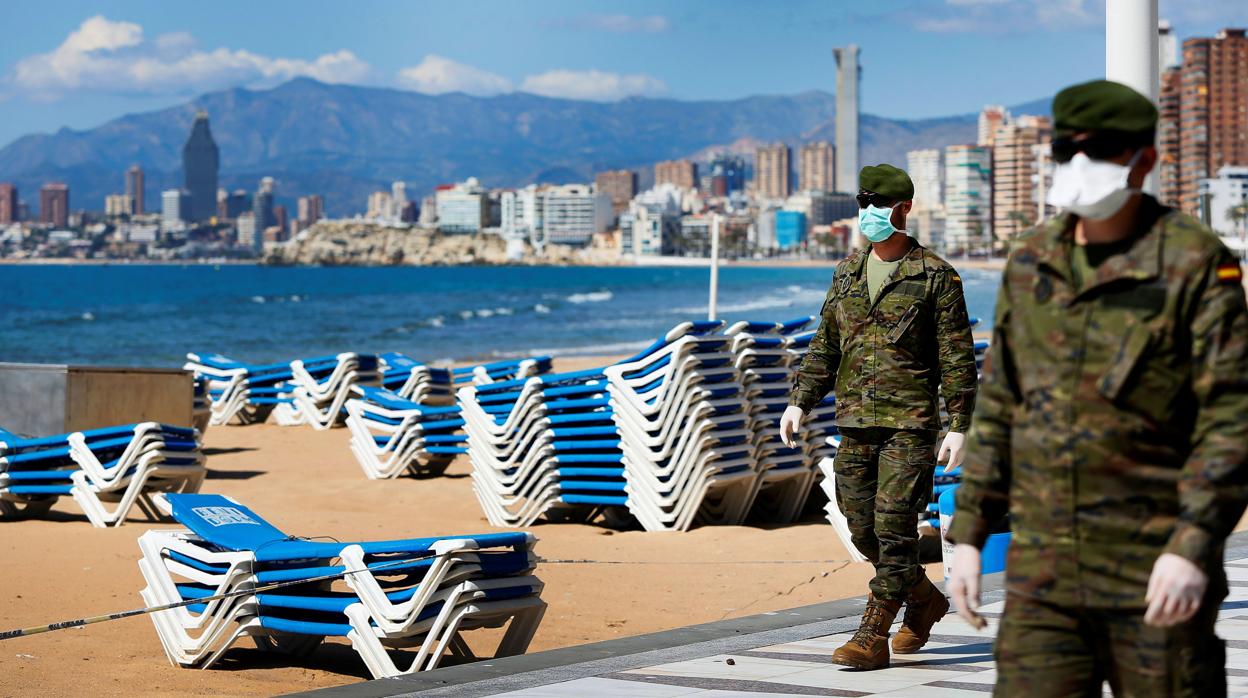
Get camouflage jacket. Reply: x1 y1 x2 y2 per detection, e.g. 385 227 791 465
790 238 978 432
948 196 1248 608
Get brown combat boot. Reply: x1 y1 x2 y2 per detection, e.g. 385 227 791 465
831 596 902 670
891 575 950 654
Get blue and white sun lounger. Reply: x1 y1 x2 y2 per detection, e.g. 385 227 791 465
137 493 545 678
0 423 204 527
345 387 467 479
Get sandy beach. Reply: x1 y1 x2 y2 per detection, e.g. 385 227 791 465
0 355 904 698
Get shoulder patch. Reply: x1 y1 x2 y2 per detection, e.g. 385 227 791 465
1216 262 1243 285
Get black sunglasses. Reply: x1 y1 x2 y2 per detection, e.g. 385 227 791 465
1051 131 1139 164
856 192 896 209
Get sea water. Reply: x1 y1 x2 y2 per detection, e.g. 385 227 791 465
0 264 1001 367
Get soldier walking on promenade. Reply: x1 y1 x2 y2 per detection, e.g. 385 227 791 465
946 80 1248 696
781 163 979 669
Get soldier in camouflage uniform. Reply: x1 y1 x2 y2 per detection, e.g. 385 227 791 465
947 80 1248 696
782 164 979 669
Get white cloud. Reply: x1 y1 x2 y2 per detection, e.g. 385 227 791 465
519 69 667 101
560 14 671 33
8 15 371 98
396 54 513 96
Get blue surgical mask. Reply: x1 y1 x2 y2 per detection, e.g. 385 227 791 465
858 204 897 243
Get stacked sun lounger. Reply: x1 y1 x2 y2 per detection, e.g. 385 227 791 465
272 353 382 429
0 423 205 527
380 354 554 404
603 320 761 532
192 377 212 434
727 318 822 524
344 357 555 480
460 366 630 527
184 353 302 426
345 387 468 479
138 494 546 678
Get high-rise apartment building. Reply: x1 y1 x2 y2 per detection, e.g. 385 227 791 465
978 106 1009 147
833 45 861 194
1159 21 1180 76
799 141 836 193
1176 29 1248 216
105 194 133 217
906 149 944 209
502 183 612 246
0 183 17 224
907 148 946 249
944 145 992 253
594 170 638 216
654 160 698 190
755 143 791 200
253 177 275 231
298 195 324 228
182 111 219 222
702 153 746 196
992 115 1052 240
1159 66 1184 208
161 189 189 230
40 183 69 228
1198 166 1248 240
273 204 288 237
126 165 145 215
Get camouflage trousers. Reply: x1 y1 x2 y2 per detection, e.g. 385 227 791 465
995 593 1225 697
833 427 937 600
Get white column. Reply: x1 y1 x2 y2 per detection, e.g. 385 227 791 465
708 214 721 321
1105 0 1159 192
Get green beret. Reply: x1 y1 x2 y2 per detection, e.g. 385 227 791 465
1052 79 1157 136
858 164 914 201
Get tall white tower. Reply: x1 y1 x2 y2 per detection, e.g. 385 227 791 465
833 45 861 193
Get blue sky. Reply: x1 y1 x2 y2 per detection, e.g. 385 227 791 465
0 0 1242 146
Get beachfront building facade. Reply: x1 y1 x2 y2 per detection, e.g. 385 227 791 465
907 148 946 250
105 194 134 218
775 210 807 250
799 141 836 193
436 178 488 234
236 212 259 251
1200 166 1248 259
944 145 993 254
655 160 698 191
755 143 791 200
702 153 747 196
501 184 613 247
784 190 856 227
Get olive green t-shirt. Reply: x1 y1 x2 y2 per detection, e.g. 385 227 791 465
1071 236 1138 290
866 252 903 304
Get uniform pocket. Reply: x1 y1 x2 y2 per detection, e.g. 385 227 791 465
886 303 921 344
1097 326 1186 424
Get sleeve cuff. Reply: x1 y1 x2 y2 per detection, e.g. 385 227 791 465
945 513 989 550
947 413 971 434
1163 523 1219 567
789 390 819 413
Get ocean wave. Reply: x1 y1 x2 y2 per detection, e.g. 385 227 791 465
533 304 551 314
669 287 826 315
427 316 445 328
566 290 613 304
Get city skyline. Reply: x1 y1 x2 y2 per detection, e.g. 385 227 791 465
0 1 1242 146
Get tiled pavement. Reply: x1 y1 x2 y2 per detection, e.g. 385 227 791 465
299 535 1248 698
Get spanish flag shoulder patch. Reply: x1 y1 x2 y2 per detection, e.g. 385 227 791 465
1216 262 1243 284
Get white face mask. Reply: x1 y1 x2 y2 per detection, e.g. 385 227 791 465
1046 150 1142 221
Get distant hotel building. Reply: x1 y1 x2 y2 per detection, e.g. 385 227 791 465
501 183 612 246
992 115 1051 240
161 189 189 230
799 141 836 192
755 143 791 200
218 189 251 220
702 153 746 196
105 194 134 218
944 145 992 253
775 210 807 250
236 212 259 251
40 183 69 228
254 177 276 231
0 183 17 224
619 184 682 256
1198 167 1248 249
594 170 637 216
436 178 488 233
908 148 947 249
654 160 698 190
126 165 145 215
298 195 324 229
978 105 1009 147
182 111 219 222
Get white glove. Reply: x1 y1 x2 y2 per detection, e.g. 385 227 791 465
947 543 986 630
779 405 804 448
1144 553 1208 627
938 431 966 473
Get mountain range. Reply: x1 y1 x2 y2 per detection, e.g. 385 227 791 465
0 78 1052 217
